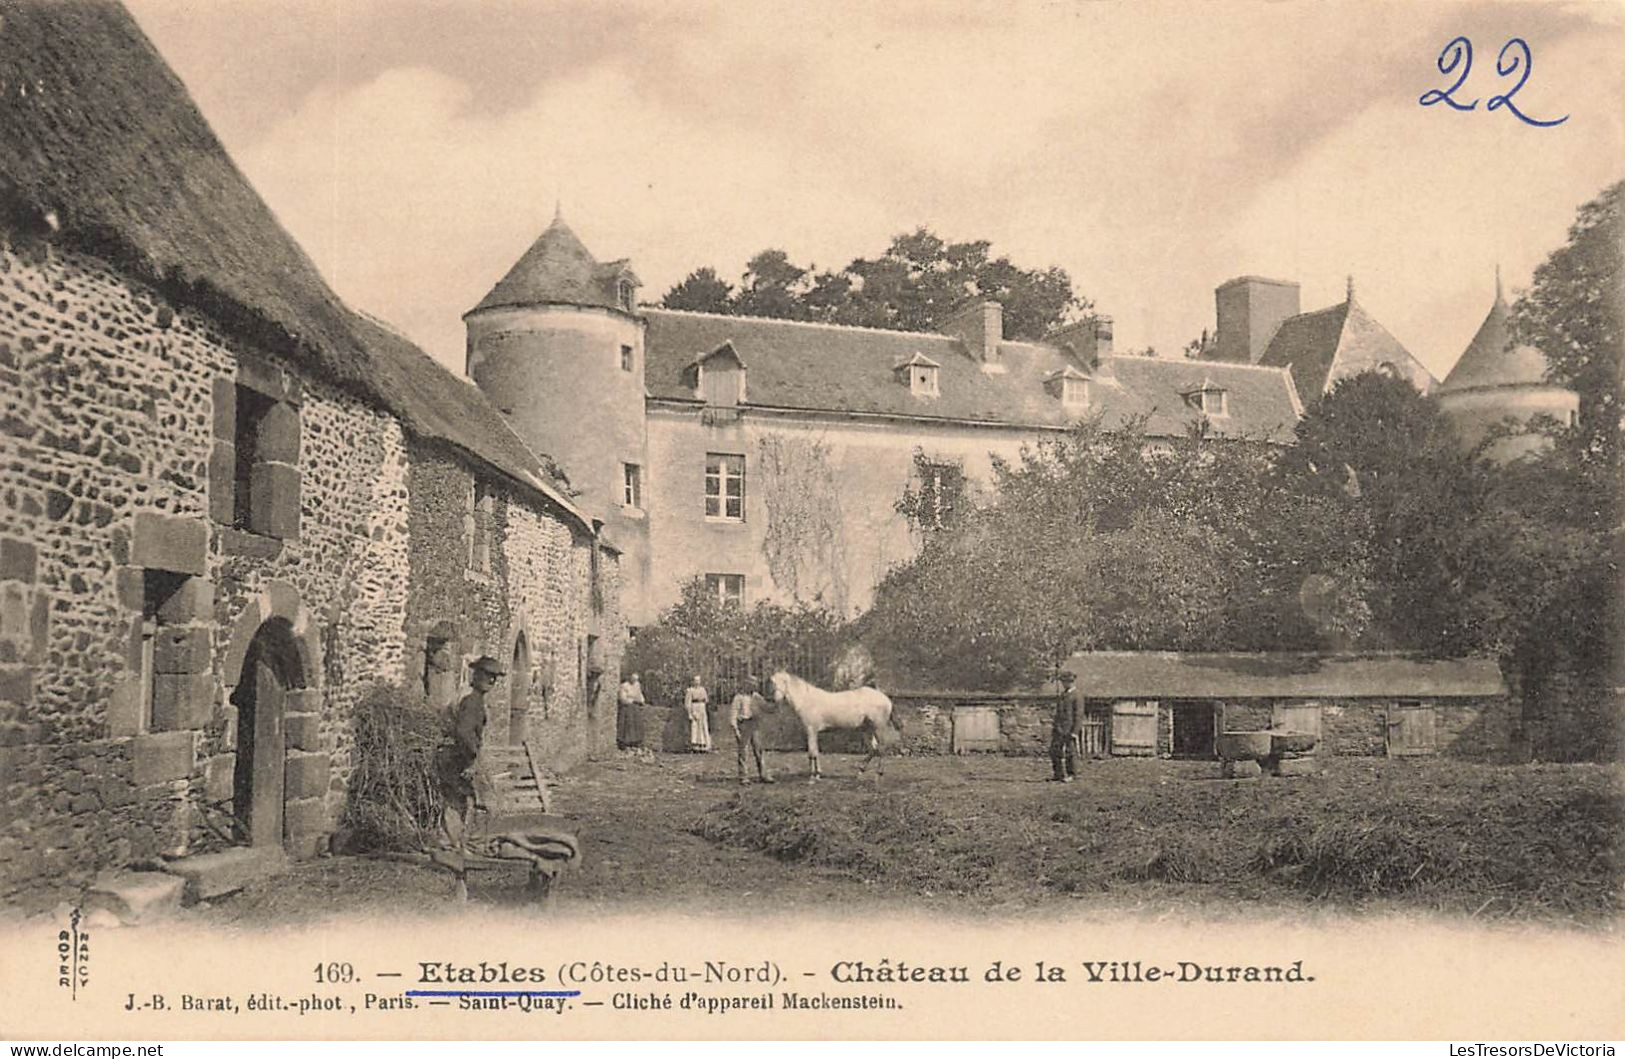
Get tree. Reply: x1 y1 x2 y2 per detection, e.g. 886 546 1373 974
733 249 809 320
1510 179 1623 466
660 266 734 313
863 419 1368 690
657 228 1089 340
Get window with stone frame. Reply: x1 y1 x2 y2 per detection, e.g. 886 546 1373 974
140 570 192 733
704 452 745 521
704 572 745 609
423 635 458 709
232 385 275 530
467 477 496 572
217 367 301 541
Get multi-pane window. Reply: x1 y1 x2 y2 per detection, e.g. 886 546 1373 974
1198 388 1228 416
1061 377 1089 406
704 453 745 521
917 458 964 530
620 344 634 372
623 463 643 509
705 573 745 609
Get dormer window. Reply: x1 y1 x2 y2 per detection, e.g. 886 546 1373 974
1045 364 1092 408
689 341 747 410
617 279 635 310
1184 380 1228 418
894 352 942 399
1062 377 1089 407
1198 388 1228 417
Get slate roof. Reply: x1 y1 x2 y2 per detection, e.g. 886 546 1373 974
468 213 637 316
1060 651 1506 699
1259 296 1437 398
643 309 1301 442
1439 291 1554 392
0 0 590 533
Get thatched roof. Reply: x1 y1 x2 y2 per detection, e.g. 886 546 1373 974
0 0 591 534
0 0 369 389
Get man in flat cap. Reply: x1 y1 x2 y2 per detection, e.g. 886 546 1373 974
435 655 505 898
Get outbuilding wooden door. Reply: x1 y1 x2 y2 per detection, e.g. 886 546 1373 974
1271 703 1323 751
1109 700 1158 756
1387 703 1437 756
951 706 1000 753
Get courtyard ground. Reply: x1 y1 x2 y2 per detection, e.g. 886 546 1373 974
196 751 1621 927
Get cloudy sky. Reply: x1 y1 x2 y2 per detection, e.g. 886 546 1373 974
124 0 1623 379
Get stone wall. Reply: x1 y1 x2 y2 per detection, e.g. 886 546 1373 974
1 240 616 909
0 241 420 906
498 480 621 769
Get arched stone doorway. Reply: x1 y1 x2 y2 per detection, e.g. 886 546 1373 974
220 580 326 858
230 617 304 848
509 633 530 746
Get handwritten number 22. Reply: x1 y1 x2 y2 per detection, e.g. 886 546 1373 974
1419 36 1568 127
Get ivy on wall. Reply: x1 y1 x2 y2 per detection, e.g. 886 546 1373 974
756 432 850 615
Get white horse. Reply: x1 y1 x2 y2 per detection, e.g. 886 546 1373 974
769 671 898 782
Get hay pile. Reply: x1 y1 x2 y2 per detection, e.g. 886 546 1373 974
342 685 445 853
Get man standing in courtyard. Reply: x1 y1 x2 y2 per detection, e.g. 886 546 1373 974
1049 668 1081 783
434 655 504 899
729 675 775 785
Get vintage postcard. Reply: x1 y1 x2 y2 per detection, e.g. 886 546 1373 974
1 0 1622 1043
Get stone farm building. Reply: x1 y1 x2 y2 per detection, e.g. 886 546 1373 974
467 219 1305 624
886 652 1513 760
0 3 624 907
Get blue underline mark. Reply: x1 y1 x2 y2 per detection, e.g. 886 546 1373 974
406 990 582 998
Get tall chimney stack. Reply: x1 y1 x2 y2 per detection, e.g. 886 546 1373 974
939 300 1004 363
1044 315 1114 368
1212 276 1300 364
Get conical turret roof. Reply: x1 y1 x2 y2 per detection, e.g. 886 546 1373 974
1440 283 1552 392
468 211 638 315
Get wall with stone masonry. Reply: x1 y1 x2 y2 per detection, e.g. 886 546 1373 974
402 440 622 776
0 242 413 906
502 495 622 768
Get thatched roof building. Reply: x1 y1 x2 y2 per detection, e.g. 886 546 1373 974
0 0 588 529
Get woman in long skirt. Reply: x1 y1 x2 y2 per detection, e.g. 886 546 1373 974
616 672 646 749
684 674 712 751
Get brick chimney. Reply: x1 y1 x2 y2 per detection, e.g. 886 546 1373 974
1044 315 1114 368
939 300 1004 362
1212 276 1299 364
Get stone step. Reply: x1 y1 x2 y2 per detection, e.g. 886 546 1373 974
83 870 186 925
165 847 289 903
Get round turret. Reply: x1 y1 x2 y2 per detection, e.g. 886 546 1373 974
1438 275 1577 461
465 211 650 614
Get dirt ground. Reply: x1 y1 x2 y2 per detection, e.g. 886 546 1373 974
195 750 1622 927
